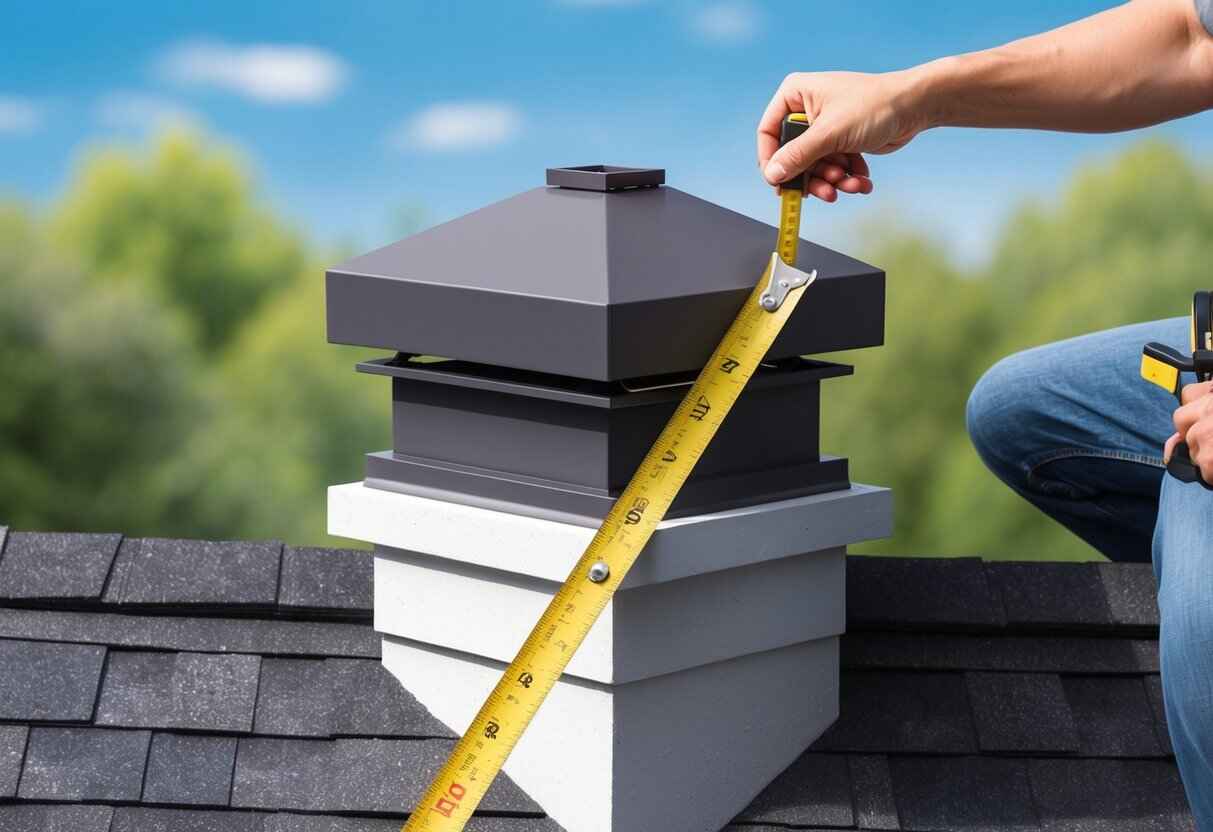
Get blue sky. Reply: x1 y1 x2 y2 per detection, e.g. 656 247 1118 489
4 0 1213 263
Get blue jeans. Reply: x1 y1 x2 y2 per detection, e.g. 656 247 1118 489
967 318 1213 828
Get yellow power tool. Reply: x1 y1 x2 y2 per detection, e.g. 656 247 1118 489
401 113 816 832
1140 289 1213 489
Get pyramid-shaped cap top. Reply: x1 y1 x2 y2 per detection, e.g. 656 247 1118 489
326 168 885 381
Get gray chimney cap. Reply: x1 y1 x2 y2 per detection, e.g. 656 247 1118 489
326 174 884 381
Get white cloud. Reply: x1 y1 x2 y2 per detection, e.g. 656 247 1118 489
690 1 763 44
96 92 200 130
390 102 523 153
0 96 43 135
158 39 348 103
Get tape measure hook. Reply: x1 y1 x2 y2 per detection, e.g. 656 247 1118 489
758 253 817 312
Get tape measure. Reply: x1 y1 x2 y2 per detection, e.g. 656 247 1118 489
401 113 816 832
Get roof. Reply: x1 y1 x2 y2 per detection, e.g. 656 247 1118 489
0 526 1193 831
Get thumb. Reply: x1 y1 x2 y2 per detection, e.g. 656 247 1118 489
763 125 836 186
1164 432 1182 464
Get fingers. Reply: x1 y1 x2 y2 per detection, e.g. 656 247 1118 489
1172 394 1213 437
807 177 837 202
1164 432 1182 464
1171 393 1213 481
805 156 873 200
765 127 835 185
756 78 802 169
1180 380 1213 405
1188 420 1213 482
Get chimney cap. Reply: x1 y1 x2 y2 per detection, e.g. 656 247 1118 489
546 165 665 191
325 179 884 381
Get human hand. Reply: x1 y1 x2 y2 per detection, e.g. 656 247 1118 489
1165 381 1213 482
756 70 932 201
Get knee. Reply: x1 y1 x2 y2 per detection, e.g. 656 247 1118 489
966 351 1048 473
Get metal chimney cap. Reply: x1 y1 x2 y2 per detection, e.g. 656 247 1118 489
546 165 665 191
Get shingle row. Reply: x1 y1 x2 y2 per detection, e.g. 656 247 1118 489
0 609 380 658
0 538 1159 634
729 751 1193 832
6 727 539 817
812 669 1170 758
9 637 1164 761
847 556 1160 633
0 641 448 739
0 533 372 617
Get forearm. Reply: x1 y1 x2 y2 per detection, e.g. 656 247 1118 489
912 0 1213 133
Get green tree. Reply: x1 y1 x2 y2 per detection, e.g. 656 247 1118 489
162 269 389 545
0 204 202 533
839 140 1213 560
52 131 303 351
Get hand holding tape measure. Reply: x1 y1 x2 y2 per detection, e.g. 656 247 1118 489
1140 290 1213 489
400 114 817 832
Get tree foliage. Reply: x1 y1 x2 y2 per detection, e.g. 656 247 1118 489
0 204 200 533
837 140 1211 560
52 131 303 351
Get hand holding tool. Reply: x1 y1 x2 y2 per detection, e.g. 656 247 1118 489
1140 290 1213 490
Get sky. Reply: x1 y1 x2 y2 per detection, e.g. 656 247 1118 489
4 0 1213 264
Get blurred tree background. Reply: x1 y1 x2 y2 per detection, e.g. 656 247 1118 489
0 132 1202 557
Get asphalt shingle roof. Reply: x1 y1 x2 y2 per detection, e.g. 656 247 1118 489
0 530 1195 831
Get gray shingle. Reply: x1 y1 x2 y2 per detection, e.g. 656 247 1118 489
1144 674 1174 755
0 638 106 721
104 537 281 607
847 556 1005 630
230 737 540 814
111 807 264 832
0 804 115 832
1098 563 1160 629
1063 676 1165 757
842 632 1159 674
97 651 260 732
253 658 452 739
0 724 27 798
19 726 150 801
253 658 332 737
0 532 123 601
966 672 1078 754
278 546 372 614
1029 759 1194 831
327 658 452 737
987 562 1111 630
890 756 1038 832
142 733 237 806
813 670 977 754
849 754 899 830
0 607 380 658
734 752 853 828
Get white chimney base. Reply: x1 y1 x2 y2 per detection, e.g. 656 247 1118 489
381 634 839 832
328 480 892 832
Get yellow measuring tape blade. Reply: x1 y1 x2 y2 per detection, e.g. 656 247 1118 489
402 181 808 832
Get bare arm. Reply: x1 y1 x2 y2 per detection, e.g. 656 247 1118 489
760 0 1213 198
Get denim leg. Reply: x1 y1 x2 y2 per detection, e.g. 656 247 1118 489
1154 474 1213 829
966 318 1188 562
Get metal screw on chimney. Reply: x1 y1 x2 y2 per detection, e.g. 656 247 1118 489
587 561 610 583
